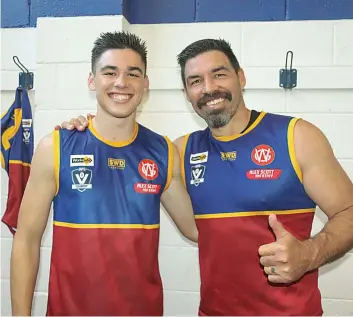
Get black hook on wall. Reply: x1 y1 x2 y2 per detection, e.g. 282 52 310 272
279 51 297 90
13 56 34 90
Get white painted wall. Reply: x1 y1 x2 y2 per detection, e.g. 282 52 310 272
1 16 353 316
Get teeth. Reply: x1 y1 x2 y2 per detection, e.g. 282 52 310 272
111 94 130 102
206 98 224 106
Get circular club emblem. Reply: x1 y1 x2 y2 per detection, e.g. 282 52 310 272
138 159 159 180
251 144 275 166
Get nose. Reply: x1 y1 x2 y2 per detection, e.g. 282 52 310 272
202 77 218 94
114 73 128 89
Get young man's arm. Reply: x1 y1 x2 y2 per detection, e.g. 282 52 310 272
11 133 57 315
259 119 353 283
161 140 198 243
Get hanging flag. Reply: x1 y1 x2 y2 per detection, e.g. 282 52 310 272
1 88 34 234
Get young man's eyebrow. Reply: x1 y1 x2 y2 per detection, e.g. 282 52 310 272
99 65 118 72
127 66 143 75
99 65 143 75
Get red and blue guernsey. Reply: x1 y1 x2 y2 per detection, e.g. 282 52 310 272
1 88 34 234
48 119 173 316
181 112 322 316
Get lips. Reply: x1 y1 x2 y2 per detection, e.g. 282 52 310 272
108 93 133 102
206 98 225 106
197 91 232 109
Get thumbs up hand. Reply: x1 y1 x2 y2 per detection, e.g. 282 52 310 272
258 214 311 284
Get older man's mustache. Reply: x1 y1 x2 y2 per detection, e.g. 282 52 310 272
197 91 232 109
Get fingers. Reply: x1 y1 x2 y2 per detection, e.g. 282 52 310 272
87 113 95 119
258 242 276 256
260 255 276 267
264 266 274 276
268 274 287 284
60 121 74 130
78 115 89 126
69 117 86 131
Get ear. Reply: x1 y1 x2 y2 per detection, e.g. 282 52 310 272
144 75 150 93
88 72 96 91
237 68 247 90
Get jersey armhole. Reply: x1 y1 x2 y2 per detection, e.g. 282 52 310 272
163 136 174 192
180 134 191 188
287 117 303 183
53 130 60 196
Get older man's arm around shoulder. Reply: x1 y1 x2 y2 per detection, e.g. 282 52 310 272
160 136 198 243
259 119 353 284
11 133 57 315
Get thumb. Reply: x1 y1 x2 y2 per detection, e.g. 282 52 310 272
269 214 288 240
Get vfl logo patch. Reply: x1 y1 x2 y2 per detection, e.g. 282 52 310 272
70 155 94 167
23 130 31 144
190 151 208 164
251 144 275 166
190 164 206 186
72 168 92 192
138 159 158 180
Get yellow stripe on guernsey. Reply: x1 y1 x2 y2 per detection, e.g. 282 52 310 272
287 117 303 183
53 221 160 229
0 153 5 169
195 208 315 219
53 130 60 196
8 160 31 167
180 133 191 188
163 136 174 192
1 108 22 151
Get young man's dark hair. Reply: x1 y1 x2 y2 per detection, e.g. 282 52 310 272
177 38 241 87
91 31 148 75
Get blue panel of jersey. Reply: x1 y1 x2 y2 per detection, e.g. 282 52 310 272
53 124 170 225
184 113 316 216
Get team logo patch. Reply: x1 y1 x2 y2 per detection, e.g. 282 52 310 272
72 168 92 192
251 144 275 166
221 151 237 161
246 169 282 180
190 164 206 186
138 159 158 180
108 158 125 169
134 183 161 194
70 155 94 167
190 151 208 164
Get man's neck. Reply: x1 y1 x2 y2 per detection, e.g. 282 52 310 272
210 103 251 137
92 108 137 143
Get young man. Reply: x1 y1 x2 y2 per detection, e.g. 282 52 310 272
10 31 198 316
59 38 353 316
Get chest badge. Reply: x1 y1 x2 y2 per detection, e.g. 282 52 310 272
251 144 275 166
138 159 159 180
